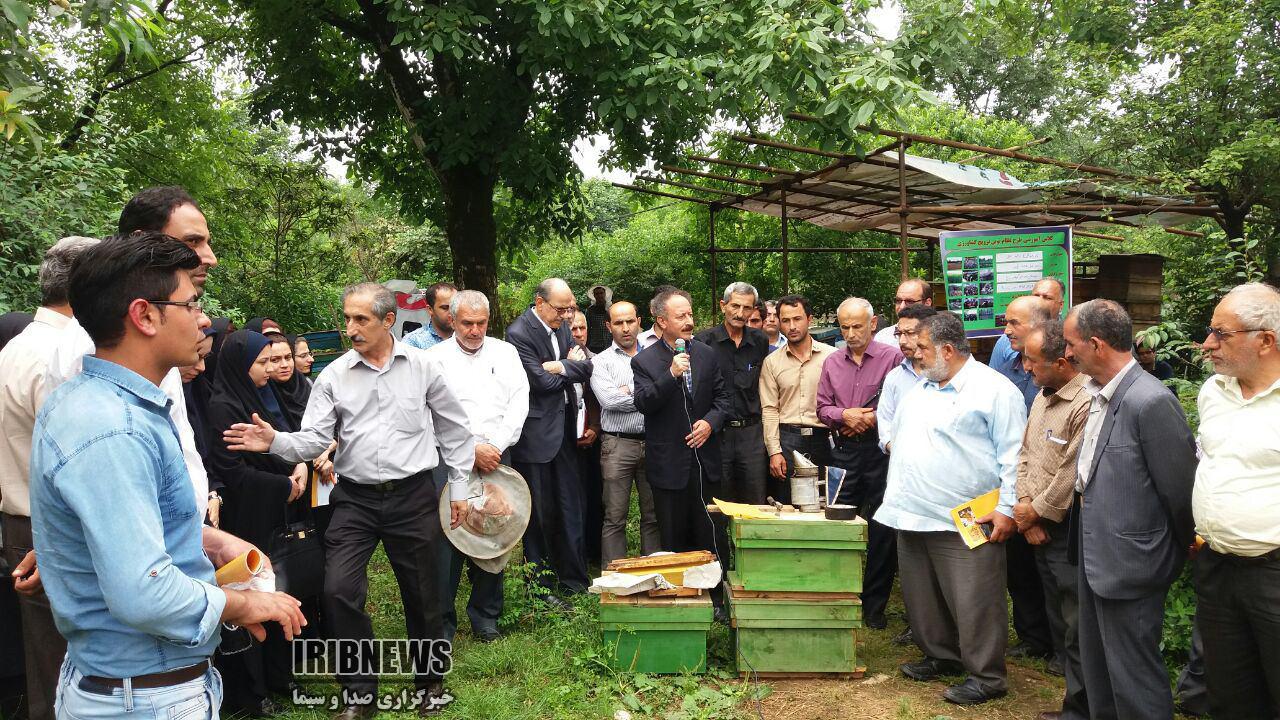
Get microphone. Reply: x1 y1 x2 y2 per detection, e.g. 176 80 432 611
674 338 690 378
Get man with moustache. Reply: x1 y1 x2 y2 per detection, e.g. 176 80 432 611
506 278 593 604
817 297 903 630
569 310 603 568
762 300 786 352
427 290 528 643
876 304 936 454
1191 283 1280 720
1063 299 1196 720
225 283 474 718
877 311 1026 706
759 295 837 504
988 295 1057 662
695 282 770 505
1014 321 1092 720
631 288 731 559
591 301 662 565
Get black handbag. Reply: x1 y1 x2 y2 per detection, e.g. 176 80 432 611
267 507 325 599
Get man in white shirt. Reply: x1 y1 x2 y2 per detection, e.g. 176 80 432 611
1193 283 1280 720
428 290 528 643
873 278 934 346
0 236 98 720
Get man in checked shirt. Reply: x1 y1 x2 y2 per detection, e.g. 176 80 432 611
1013 319 1092 720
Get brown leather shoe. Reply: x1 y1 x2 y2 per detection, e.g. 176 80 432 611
1036 712 1063 720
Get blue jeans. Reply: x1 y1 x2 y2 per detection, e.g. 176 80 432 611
55 658 222 720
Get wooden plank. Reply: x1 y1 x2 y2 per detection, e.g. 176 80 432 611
603 628 708 674
733 626 859 674
647 587 704 598
735 547 864 594
606 551 714 571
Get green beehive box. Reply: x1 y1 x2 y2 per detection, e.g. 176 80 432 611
726 582 862 676
731 514 867 593
599 595 713 674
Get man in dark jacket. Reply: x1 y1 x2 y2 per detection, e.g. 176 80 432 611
631 288 732 556
506 278 594 603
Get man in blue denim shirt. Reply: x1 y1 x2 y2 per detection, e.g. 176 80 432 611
29 233 306 720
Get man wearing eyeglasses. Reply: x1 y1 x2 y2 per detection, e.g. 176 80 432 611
505 278 593 606
873 278 934 347
1192 283 1280 720
1063 299 1196 720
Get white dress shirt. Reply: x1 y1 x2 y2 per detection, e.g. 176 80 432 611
44 317 211 519
269 342 475 500
534 312 559 360
427 336 529 452
1076 359 1138 492
0 307 71 516
1194 373 1280 556
589 342 645 434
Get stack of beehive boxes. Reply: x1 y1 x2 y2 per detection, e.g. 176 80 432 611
726 514 868 677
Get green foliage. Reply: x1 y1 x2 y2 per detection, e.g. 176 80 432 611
0 140 129 312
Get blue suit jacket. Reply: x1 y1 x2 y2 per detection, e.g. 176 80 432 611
506 308 593 464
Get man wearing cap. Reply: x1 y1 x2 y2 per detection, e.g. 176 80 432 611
427 290 528 643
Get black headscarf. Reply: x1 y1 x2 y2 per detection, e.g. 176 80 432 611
208 330 293 433
204 317 233 380
242 317 267 333
274 334 312 426
205 329 300 548
182 327 217 471
0 312 34 351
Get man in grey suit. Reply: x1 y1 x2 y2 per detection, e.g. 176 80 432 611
1063 299 1197 720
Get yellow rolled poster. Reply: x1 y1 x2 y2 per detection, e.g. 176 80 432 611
215 548 263 587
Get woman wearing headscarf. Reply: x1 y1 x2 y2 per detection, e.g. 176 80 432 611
181 328 219 525
270 334 312 429
242 317 280 335
207 330 306 715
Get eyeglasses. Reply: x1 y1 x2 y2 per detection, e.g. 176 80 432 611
150 299 204 313
295 351 314 360
1204 325 1266 341
894 296 926 306
893 328 919 338
549 303 576 317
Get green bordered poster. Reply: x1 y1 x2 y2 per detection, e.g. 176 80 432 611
938 226 1072 338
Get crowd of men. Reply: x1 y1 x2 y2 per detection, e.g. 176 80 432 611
0 184 1276 720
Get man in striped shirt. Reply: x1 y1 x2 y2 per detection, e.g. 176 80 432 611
589 300 661 565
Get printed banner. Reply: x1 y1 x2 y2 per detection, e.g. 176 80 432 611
938 226 1072 338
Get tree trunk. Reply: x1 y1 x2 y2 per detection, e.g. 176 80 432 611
439 165 503 327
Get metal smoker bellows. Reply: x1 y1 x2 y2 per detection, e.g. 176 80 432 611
789 451 825 512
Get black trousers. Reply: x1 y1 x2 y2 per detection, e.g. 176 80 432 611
1194 547 1280 720
2 512 65 720
1034 518 1088 719
323 473 444 693
772 427 831 505
515 438 589 595
651 462 725 559
576 441 604 571
719 422 767 505
431 463 504 640
828 439 894 623
1008 530 1054 654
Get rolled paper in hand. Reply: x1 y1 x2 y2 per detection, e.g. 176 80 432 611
215 549 263 587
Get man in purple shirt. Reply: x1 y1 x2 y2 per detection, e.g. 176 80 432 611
817 297 904 629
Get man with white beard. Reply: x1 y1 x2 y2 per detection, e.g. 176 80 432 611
876 311 1027 706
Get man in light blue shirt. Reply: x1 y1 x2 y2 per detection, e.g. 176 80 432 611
402 282 455 349
875 304 936 453
876 311 1026 706
30 234 305 719
988 295 1054 411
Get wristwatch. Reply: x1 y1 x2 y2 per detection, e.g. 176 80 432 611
208 491 222 504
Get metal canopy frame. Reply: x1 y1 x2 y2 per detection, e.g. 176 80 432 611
614 117 1221 309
